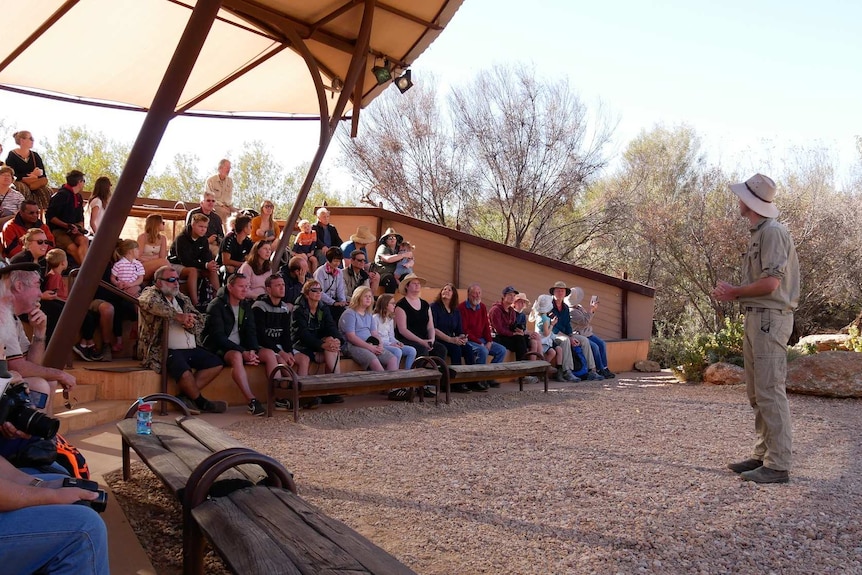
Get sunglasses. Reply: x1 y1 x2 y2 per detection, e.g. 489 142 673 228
308 287 323 293
31 239 49 245
353 258 366 263
62 389 77 410
159 277 179 283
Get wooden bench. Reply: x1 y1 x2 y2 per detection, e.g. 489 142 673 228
432 358 553 404
118 394 416 575
268 359 443 421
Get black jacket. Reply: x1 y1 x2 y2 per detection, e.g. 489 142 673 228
169 229 212 270
202 287 259 353
290 295 340 356
252 295 292 352
312 222 342 249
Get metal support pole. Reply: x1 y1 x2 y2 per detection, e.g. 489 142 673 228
44 0 224 368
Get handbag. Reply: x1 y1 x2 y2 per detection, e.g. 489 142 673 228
23 176 49 189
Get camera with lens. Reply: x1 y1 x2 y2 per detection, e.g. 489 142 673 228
0 380 60 439
63 477 109 513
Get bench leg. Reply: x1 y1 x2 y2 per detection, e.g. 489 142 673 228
122 438 131 481
183 515 206 575
293 387 300 423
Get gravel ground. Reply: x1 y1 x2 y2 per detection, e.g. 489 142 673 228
106 373 862 574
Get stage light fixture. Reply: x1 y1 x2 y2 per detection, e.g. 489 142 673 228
394 69 413 94
372 59 392 85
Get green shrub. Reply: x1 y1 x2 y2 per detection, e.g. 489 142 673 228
844 326 862 353
653 317 745 382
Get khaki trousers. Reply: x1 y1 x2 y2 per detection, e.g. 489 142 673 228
743 309 794 471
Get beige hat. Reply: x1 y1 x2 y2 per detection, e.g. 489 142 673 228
398 273 427 295
730 173 779 218
513 292 530 304
565 286 584 307
349 225 376 245
548 281 571 296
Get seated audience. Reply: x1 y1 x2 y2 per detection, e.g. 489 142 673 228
0 166 25 225
513 292 543 357
311 207 342 267
202 273 273 416
394 273 446 396
46 170 88 265
10 227 49 275
280 255 312 310
340 225 376 266
531 294 572 382
343 248 380 299
136 213 171 281
238 240 273 299
566 287 615 378
292 219 319 271
373 293 416 369
85 176 111 235
548 281 603 381
432 283 483 391
138 266 226 414
250 200 280 241
489 286 529 361
219 214 253 279
313 246 348 321
206 159 235 228
168 213 220 307
290 280 343 400
339 286 398 372
185 191 224 258
394 240 415 281
5 130 52 210
2 199 54 259
458 283 506 388
111 240 145 298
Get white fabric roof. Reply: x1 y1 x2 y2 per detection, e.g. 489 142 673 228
0 0 464 119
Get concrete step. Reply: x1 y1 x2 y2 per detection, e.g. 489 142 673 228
55 399 133 435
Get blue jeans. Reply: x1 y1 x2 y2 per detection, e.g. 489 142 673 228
384 344 417 369
0 504 109 575
468 340 506 364
588 335 607 370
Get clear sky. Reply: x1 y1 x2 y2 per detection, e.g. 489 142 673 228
1 0 859 190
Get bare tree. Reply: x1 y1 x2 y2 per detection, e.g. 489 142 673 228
338 76 470 226
449 65 613 250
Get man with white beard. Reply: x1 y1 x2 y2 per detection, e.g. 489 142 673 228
138 265 225 414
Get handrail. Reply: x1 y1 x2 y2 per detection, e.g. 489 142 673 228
68 268 141 308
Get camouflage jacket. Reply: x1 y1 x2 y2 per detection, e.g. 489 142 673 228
138 285 204 373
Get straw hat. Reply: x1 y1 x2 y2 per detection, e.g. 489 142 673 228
513 292 530 304
379 227 403 245
729 173 779 218
548 281 571 296
349 225 376 245
398 273 427 294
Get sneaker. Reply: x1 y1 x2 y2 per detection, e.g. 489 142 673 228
248 398 266 416
740 466 789 484
467 381 489 392
451 383 472 393
88 347 104 361
274 398 293 411
600 368 616 379
72 344 96 362
300 397 322 410
423 385 437 398
584 370 604 381
727 458 763 474
176 394 201 415
522 376 540 385
562 370 579 382
388 388 412 401
321 395 344 404
196 395 227 414
486 380 501 388
552 370 566 382
99 345 112 362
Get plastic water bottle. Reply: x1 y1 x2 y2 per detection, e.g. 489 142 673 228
136 399 152 435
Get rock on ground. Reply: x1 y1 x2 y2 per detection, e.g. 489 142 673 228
703 362 745 385
787 350 862 398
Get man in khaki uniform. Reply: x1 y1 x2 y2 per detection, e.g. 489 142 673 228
712 173 799 484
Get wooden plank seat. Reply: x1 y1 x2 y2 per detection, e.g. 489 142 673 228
119 394 414 575
438 358 552 403
267 361 443 421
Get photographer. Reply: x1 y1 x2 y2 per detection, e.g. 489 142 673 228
0 453 109 575
0 263 76 417
46 170 89 265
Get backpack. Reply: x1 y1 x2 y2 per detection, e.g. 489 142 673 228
571 345 588 378
55 434 90 479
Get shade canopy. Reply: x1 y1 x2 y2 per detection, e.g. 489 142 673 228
0 0 463 119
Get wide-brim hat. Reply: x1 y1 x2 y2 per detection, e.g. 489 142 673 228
513 292 530 304
350 225 376 245
0 262 40 276
548 281 571 296
565 286 584 307
729 173 779 218
398 273 426 294
379 227 403 245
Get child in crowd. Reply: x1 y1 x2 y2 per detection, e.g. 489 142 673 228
394 240 414 280
111 239 145 297
530 294 566 382
292 219 319 271
373 293 416 369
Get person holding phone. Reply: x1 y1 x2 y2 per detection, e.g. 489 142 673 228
46 170 89 266
431 283 479 387
566 287 614 379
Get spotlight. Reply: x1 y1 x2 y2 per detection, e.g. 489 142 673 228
372 60 392 85
394 70 413 94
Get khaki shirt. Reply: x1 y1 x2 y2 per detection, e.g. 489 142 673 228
740 217 799 312
205 174 233 207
